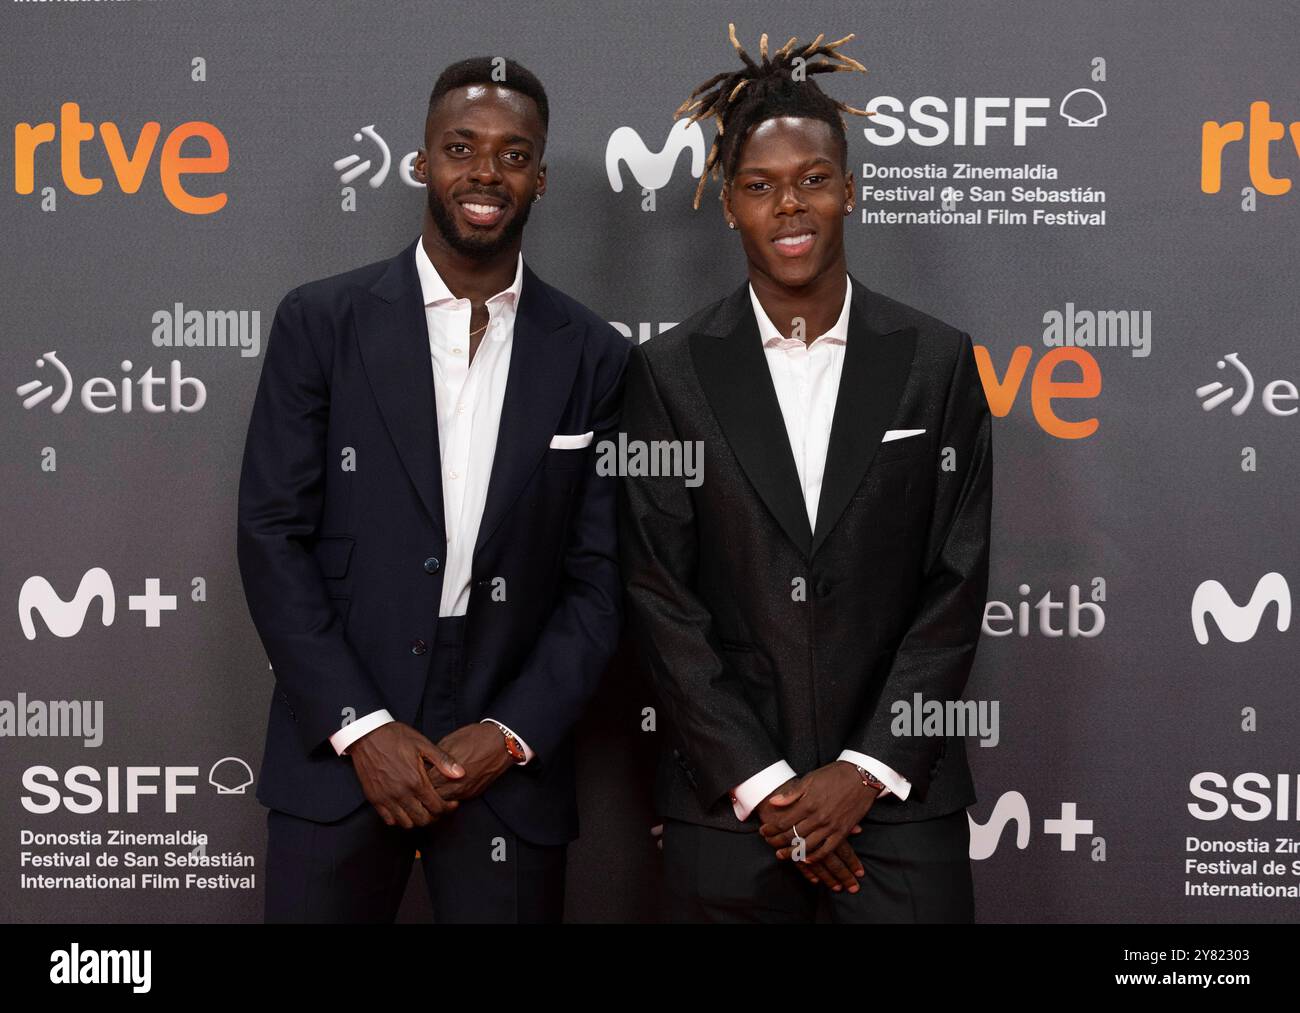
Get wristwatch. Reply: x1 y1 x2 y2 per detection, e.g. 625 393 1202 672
853 764 886 793
484 719 527 764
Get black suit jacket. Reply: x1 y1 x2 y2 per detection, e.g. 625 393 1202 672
237 236 629 845
618 275 992 832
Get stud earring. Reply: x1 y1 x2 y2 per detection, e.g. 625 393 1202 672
533 194 542 203
728 221 736 230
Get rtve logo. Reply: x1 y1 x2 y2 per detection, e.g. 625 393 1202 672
13 101 229 215
1201 101 1300 195
975 343 1101 439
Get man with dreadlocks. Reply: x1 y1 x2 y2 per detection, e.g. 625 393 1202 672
619 25 992 922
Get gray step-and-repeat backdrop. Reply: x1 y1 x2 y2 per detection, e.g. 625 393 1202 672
3 1 1296 923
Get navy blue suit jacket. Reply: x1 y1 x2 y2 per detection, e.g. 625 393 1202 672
237 236 629 845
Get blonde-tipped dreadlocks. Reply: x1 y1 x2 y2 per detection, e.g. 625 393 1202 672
674 23 873 209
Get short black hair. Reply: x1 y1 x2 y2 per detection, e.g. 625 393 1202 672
428 56 549 131
675 25 871 208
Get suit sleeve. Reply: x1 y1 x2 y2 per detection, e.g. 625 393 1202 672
482 331 630 760
842 331 992 797
618 345 785 810
236 286 389 753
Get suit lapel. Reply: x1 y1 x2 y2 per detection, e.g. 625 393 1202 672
811 276 917 556
354 241 578 551
473 263 578 555
690 281 813 558
353 237 446 535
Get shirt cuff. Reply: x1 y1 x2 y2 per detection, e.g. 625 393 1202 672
481 718 535 765
838 750 911 801
330 709 395 756
730 759 798 822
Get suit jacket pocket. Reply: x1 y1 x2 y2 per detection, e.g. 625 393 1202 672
543 445 589 471
874 443 929 464
311 535 355 579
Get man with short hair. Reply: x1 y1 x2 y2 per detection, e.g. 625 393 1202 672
239 57 628 923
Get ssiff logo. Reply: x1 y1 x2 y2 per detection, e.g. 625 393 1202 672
861 89 1106 147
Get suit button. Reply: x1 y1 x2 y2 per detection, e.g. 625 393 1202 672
423 557 441 574
815 580 832 597
410 639 427 655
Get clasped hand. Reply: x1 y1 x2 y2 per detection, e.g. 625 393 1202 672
346 721 514 829
755 761 880 894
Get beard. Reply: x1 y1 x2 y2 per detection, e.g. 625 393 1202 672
427 186 533 259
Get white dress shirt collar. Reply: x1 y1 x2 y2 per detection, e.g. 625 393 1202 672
747 274 853 347
414 237 524 335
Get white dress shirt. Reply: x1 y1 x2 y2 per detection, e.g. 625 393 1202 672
327 238 533 762
728 276 911 821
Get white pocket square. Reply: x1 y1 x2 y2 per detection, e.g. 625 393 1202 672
882 428 926 443
549 431 594 449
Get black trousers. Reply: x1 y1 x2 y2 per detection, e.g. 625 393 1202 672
264 617 567 923
662 809 974 923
